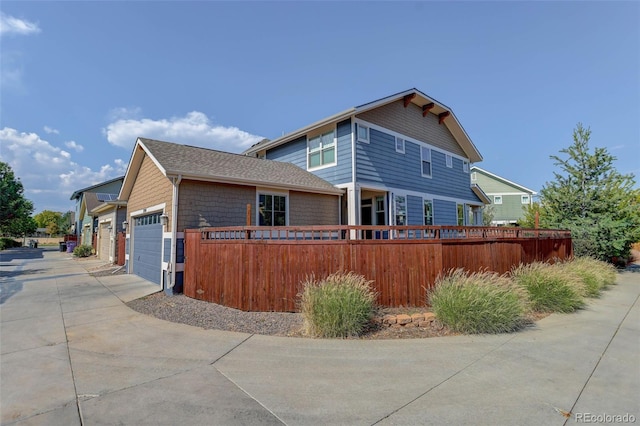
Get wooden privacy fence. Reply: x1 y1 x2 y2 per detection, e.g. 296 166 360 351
184 225 572 312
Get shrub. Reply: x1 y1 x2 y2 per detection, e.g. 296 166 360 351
0 238 22 250
298 272 377 338
428 269 527 334
73 244 93 258
557 257 618 298
511 262 585 313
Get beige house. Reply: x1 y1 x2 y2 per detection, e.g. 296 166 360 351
118 138 343 293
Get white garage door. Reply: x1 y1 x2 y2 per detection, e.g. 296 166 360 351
98 223 111 262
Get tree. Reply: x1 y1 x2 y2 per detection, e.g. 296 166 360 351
518 202 545 228
0 162 36 237
34 210 63 235
482 204 495 226
539 123 640 261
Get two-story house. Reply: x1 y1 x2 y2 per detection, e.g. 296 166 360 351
244 89 489 228
470 166 536 226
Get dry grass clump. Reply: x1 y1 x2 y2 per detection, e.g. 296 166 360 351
298 272 377 338
428 269 528 334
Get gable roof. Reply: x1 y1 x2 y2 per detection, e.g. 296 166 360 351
69 176 124 200
243 88 482 163
471 166 537 195
119 138 343 200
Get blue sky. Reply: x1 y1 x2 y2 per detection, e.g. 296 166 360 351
1 1 638 214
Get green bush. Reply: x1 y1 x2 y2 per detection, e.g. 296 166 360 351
73 244 93 258
511 262 585 313
428 269 527 334
0 238 21 250
298 272 378 338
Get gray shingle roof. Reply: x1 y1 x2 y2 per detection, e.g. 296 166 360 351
139 138 342 195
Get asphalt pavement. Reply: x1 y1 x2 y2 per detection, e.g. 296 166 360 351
1 247 638 425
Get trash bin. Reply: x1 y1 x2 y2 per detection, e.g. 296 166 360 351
59 242 67 252
66 241 77 253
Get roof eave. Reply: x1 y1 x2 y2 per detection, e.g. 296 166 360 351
166 171 343 196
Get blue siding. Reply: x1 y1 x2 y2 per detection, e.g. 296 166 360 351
176 238 184 263
356 128 479 202
267 119 352 185
163 238 171 262
434 199 457 225
407 195 423 225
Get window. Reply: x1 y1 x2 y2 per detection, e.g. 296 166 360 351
446 154 453 168
463 160 469 173
308 130 336 169
423 199 433 225
357 124 369 143
134 212 161 226
393 195 406 225
259 194 287 226
395 137 405 153
375 196 386 225
471 172 477 181
521 195 530 204
494 195 503 205
421 146 432 177
457 204 465 226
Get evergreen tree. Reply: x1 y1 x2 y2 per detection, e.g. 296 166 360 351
539 124 640 261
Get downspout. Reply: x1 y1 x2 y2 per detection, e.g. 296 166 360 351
170 174 182 292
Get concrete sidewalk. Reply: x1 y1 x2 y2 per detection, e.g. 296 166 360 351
1 248 638 425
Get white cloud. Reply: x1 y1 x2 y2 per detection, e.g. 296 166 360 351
103 110 264 153
44 126 59 134
65 140 84 152
0 127 126 213
0 13 41 37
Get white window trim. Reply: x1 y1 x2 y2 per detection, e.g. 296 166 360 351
446 154 453 168
471 171 477 181
521 195 531 204
356 123 369 144
306 129 337 171
395 137 405 154
494 195 503 205
463 160 469 173
456 203 466 226
392 193 408 226
423 198 434 226
420 146 432 178
256 190 289 226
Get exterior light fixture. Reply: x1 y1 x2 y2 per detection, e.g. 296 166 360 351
160 214 169 226
122 221 128 231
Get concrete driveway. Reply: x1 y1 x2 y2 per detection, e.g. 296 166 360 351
1 247 638 425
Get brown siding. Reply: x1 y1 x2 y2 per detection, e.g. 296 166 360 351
177 180 256 230
288 191 340 226
356 100 466 157
127 152 173 226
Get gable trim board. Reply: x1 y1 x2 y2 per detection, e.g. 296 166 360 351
243 88 482 164
470 166 537 195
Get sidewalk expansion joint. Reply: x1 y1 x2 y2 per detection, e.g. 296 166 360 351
562 290 640 426
210 333 255 366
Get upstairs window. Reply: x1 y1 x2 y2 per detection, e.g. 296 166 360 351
446 154 453 168
395 137 405 153
494 195 503 205
357 124 369 143
308 130 336 169
521 195 531 204
259 194 287 226
471 172 477 181
463 161 469 173
421 146 432 177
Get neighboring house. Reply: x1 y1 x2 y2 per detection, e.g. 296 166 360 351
470 166 537 226
70 177 124 243
78 192 121 247
244 88 490 227
90 198 127 263
117 138 343 293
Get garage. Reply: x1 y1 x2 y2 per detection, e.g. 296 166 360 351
131 212 163 285
98 223 111 262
